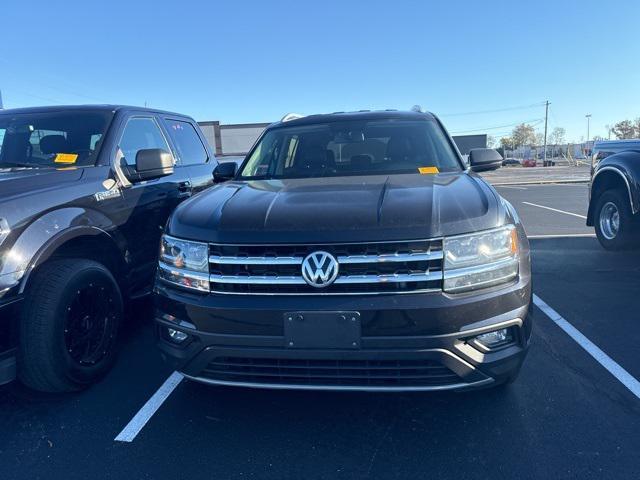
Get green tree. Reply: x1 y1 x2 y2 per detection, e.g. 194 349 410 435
511 123 537 147
611 120 636 139
500 136 515 150
634 118 640 138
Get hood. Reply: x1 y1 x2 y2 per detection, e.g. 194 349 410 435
0 167 84 202
168 172 505 243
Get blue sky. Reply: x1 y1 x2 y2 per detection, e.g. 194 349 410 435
1 0 639 142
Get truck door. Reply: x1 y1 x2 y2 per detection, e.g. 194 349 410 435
161 117 217 193
113 115 192 293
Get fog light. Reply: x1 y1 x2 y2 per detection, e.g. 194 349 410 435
474 328 513 349
166 328 189 344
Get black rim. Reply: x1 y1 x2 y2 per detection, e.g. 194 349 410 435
64 281 118 365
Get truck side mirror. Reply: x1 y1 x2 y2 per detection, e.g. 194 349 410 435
135 148 174 181
213 162 237 182
469 148 503 172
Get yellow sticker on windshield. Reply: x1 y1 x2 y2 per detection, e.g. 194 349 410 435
54 153 78 164
418 166 439 174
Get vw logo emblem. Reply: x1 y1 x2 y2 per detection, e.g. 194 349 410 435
301 251 339 288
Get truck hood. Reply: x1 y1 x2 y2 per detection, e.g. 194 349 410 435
168 172 505 243
0 167 84 202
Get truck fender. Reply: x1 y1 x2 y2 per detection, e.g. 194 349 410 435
588 154 640 224
0 208 127 294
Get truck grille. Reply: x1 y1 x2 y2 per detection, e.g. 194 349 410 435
201 356 461 388
208 240 443 295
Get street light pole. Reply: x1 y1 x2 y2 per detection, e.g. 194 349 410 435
585 114 592 160
543 100 549 166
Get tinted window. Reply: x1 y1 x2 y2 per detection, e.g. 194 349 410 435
0 111 112 168
119 117 171 167
239 119 461 179
165 119 208 165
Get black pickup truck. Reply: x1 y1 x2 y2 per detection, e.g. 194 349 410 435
155 110 532 392
0 105 217 392
587 140 640 249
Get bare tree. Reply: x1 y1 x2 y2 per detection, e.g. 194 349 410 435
549 127 566 145
486 135 497 148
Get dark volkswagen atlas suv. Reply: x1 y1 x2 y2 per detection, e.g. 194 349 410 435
155 110 532 391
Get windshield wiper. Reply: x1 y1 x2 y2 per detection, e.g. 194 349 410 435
0 161 52 169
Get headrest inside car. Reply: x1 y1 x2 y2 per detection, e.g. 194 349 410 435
40 135 69 154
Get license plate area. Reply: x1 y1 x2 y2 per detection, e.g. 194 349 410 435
284 311 361 349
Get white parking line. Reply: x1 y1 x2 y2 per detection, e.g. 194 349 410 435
522 201 587 219
528 233 595 239
115 371 184 442
496 185 528 190
533 294 640 400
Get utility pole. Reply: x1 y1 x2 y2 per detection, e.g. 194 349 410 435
543 100 549 166
585 114 592 159
0 89 3 110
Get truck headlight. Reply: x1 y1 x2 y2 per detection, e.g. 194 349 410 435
443 225 519 293
158 234 209 292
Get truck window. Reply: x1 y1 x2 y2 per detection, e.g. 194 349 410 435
119 117 171 167
0 111 112 168
165 119 208 165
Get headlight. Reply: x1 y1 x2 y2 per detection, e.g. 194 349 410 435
158 234 209 291
443 225 519 293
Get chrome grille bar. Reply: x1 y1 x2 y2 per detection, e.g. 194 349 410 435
337 252 442 264
209 251 442 265
209 255 303 265
210 274 305 285
209 271 440 285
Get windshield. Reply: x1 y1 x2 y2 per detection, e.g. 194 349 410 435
0 111 113 169
239 118 462 179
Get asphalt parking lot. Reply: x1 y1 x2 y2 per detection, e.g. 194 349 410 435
2 182 640 480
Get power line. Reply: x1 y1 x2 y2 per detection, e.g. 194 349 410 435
450 118 544 134
6 88 64 104
440 102 547 117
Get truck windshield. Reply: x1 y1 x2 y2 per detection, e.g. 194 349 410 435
0 111 112 169
239 119 462 179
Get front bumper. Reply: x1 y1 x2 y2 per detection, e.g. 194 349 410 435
155 278 532 392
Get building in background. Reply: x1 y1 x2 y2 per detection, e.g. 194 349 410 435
198 120 487 158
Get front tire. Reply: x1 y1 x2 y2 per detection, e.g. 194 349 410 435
18 259 123 392
594 190 636 250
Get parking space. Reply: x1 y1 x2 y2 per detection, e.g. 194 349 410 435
2 183 640 480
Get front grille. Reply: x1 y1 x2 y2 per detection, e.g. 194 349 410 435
208 239 443 294
201 356 461 387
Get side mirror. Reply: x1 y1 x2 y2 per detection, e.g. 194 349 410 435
213 161 237 182
135 148 174 180
469 148 503 172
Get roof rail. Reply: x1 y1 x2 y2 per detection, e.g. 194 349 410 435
281 113 305 122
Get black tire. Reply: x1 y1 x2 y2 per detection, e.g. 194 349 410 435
18 259 123 392
594 189 637 250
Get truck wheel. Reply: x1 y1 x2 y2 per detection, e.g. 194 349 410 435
594 190 636 250
18 259 122 392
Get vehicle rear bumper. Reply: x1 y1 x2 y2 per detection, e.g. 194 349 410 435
154 279 532 392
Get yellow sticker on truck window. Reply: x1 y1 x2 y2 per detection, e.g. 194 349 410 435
54 153 78 164
418 166 439 174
